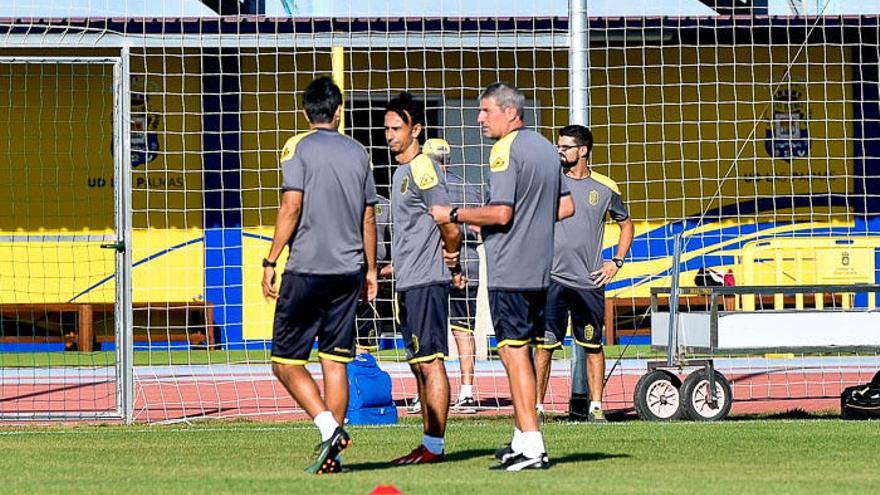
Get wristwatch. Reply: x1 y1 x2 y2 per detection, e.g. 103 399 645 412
449 207 460 224
612 257 624 269
449 263 462 276
262 258 277 268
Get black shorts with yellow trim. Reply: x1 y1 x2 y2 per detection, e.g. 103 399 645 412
544 280 604 352
396 283 449 363
271 271 363 365
355 301 380 351
450 286 478 333
488 289 547 348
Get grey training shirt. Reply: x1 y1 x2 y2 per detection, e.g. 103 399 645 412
552 171 629 290
446 170 484 287
483 128 571 290
391 153 451 291
280 128 378 275
374 195 391 263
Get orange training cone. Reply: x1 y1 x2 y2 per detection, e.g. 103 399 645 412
369 485 403 495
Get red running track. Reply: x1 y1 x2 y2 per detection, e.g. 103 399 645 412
1 368 872 422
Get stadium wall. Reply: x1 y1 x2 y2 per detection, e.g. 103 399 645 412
2 18 879 346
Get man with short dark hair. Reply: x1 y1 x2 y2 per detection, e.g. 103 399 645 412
385 92 463 465
535 124 634 422
262 76 378 475
431 82 575 471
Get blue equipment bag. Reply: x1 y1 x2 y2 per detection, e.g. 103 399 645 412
346 353 398 425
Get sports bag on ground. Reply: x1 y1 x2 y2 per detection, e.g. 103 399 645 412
840 370 880 420
346 353 398 425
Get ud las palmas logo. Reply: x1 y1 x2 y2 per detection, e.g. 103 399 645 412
96 77 165 189
131 76 162 168
764 84 810 162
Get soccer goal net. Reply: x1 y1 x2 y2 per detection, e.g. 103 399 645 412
1 1 878 422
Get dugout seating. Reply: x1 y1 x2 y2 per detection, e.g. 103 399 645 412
0 302 215 352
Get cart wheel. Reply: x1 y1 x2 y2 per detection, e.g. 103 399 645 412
681 369 733 421
633 370 683 421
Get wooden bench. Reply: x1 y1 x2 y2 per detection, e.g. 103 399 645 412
0 302 215 352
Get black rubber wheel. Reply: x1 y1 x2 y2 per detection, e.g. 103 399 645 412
633 370 683 421
681 369 733 421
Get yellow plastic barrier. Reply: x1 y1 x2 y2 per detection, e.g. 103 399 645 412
739 237 879 311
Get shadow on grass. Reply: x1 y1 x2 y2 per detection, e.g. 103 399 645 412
547 408 639 423
446 448 499 462
552 452 630 465
345 448 496 472
724 408 840 421
394 397 515 409
345 449 628 472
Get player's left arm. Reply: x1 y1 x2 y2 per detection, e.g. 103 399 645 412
592 192 633 287
361 164 380 301
362 205 378 301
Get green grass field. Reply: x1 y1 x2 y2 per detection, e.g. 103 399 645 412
1 415 877 494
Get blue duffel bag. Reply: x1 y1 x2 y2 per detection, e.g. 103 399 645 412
346 353 398 425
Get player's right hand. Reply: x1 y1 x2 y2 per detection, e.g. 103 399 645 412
262 266 278 300
452 273 467 289
364 269 379 301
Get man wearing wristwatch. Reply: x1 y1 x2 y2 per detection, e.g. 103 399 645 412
260 77 378 475
430 83 575 471
384 92 463 466
535 124 634 423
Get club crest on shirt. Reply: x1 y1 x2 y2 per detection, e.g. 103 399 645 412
588 190 599 206
491 156 507 172
400 176 410 195
584 324 595 341
375 204 383 216
418 174 435 189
